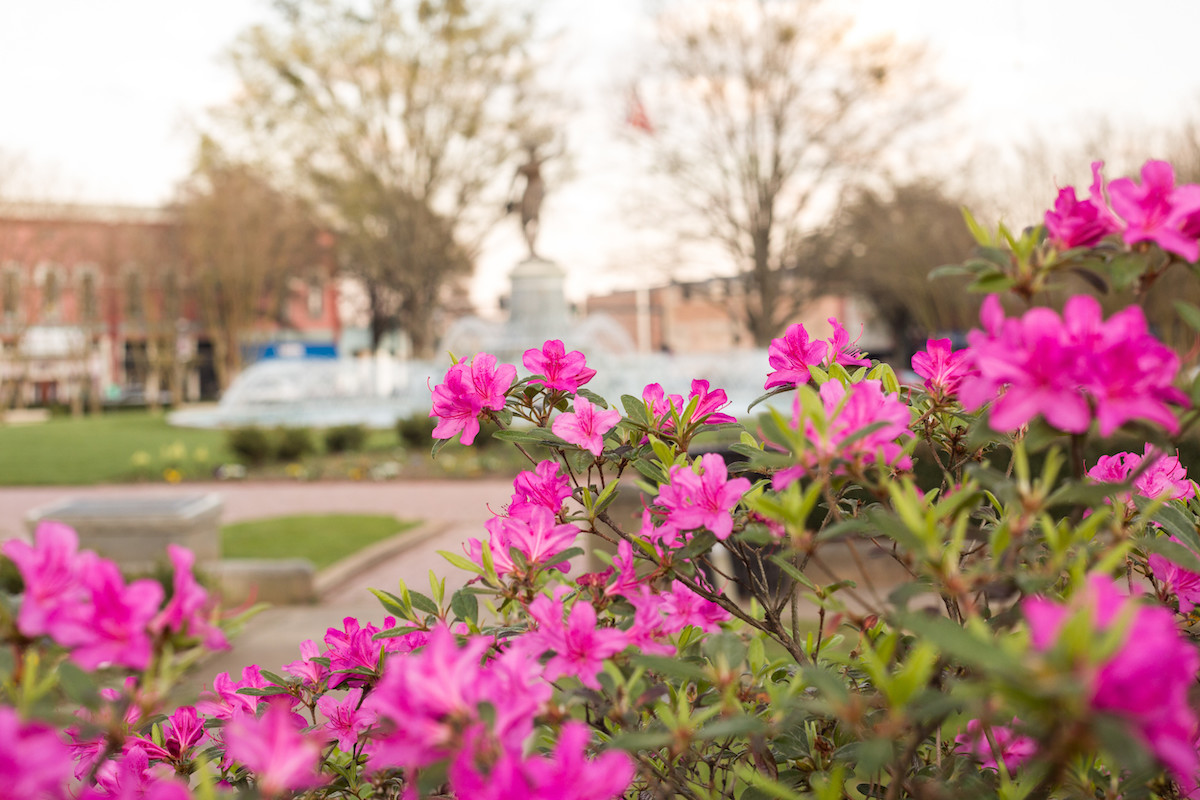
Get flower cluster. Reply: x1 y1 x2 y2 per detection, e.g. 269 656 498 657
466 460 580 576
959 294 1186 435
764 318 868 389
1025 574 1200 782
2 523 226 671
1047 159 1200 261
430 353 517 445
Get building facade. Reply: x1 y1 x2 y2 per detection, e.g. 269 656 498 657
0 203 339 409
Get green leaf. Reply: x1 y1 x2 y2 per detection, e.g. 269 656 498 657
58 661 101 708
1140 535 1200 575
450 589 479 624
370 588 409 618
609 729 673 751
970 270 1016 293
697 715 764 739
408 590 440 616
575 388 609 408
438 550 484 575
1177 300 1200 333
632 654 709 683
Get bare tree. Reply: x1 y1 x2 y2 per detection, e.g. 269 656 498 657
806 181 981 358
640 0 951 346
216 0 543 357
174 141 322 392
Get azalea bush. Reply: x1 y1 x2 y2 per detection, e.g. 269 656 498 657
7 158 1200 798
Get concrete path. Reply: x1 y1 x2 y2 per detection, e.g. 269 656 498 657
0 479 514 701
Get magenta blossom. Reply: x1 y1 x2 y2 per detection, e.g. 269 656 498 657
523 339 596 393
2 521 97 642
198 665 288 720
511 460 572 515
774 379 912 491
765 323 826 389
317 687 378 751
151 544 228 651
1045 161 1123 249
911 338 975 399
224 699 325 797
653 452 751 542
1087 444 1194 513
467 505 580 576
954 718 1037 772
525 594 628 689
823 318 870 368
552 396 621 457
960 295 1185 436
133 706 206 766
523 721 636 800
1108 159 1200 262
53 559 163 672
1024 573 1200 782
1149 536 1200 614
0 706 75 800
282 638 329 688
430 353 517 446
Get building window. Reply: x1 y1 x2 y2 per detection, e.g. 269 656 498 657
125 271 144 320
2 269 19 320
42 269 61 319
80 271 99 322
307 281 324 319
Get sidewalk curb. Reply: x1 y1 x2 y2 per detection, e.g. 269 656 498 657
313 520 453 598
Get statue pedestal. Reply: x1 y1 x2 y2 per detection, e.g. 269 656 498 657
508 256 570 345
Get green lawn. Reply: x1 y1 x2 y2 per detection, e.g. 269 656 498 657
220 514 418 570
0 411 231 485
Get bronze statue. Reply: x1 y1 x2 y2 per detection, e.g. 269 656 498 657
508 143 547 258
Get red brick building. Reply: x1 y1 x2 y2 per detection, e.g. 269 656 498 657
0 203 339 409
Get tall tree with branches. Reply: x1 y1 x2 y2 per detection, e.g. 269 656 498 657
175 141 321 392
641 0 950 346
218 0 541 357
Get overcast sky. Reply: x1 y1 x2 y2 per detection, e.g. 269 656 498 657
2 1 1199 307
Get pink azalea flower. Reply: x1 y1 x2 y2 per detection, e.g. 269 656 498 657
522 721 636 800
511 460 572 515
282 638 329 688
1024 574 1200 783
911 338 975 399
765 323 825 389
198 665 287 720
90 743 187 800
151 545 228 651
467 506 580 576
658 580 731 632
604 540 644 598
954 718 1037 772
1149 536 1200 614
523 339 596 393
133 705 206 766
323 616 394 688
223 699 325 797
1108 159 1200 262
364 626 496 769
2 521 97 641
823 318 870 368
53 559 163 672
0 706 75 800
552 396 621 457
317 687 378 751
960 295 1185 436
687 379 737 424
655 452 751 541
1044 161 1123 249
1087 444 1194 513
430 353 517 446
525 594 628 689
774 379 912 491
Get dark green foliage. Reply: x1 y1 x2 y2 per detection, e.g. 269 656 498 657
274 427 315 461
226 426 273 466
396 414 437 449
324 424 368 454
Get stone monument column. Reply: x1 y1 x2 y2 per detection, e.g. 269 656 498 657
507 256 571 346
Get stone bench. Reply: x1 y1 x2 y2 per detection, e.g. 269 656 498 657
25 494 223 574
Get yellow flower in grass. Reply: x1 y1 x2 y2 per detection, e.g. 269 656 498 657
163 468 183 484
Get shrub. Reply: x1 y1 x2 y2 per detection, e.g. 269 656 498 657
395 413 436 449
323 423 367 454
274 426 315 461
225 425 272 465
10 158 1200 800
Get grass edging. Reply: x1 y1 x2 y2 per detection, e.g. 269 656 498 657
312 519 452 599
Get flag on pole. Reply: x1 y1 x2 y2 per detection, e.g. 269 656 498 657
625 85 655 134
